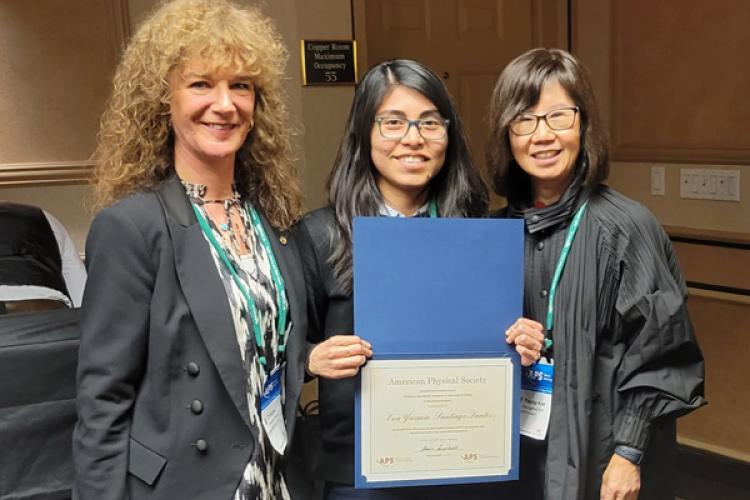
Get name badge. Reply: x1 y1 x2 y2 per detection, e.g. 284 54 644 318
261 364 288 455
520 358 554 440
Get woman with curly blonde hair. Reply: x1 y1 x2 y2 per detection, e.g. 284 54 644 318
73 1 308 499
91 0 301 226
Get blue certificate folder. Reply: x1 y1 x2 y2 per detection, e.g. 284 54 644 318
353 217 524 489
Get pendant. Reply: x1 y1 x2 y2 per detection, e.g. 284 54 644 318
220 222 230 231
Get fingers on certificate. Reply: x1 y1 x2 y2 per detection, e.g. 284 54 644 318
505 318 544 366
309 334 374 379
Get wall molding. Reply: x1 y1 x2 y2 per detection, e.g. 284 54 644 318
665 225 750 246
0 161 94 188
668 229 750 296
675 443 750 500
679 436 750 465
688 286 750 306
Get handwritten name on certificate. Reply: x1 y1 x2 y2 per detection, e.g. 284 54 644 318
360 358 513 483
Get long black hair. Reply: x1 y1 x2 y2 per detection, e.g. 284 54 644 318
327 59 488 292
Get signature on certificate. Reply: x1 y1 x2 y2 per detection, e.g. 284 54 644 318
416 443 459 453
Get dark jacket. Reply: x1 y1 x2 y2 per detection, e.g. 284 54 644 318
500 182 705 499
73 175 308 500
296 207 355 485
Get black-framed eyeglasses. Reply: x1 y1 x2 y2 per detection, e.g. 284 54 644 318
374 116 450 141
509 106 579 136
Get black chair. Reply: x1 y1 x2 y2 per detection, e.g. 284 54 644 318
0 307 80 500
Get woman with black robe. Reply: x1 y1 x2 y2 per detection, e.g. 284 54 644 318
486 48 706 500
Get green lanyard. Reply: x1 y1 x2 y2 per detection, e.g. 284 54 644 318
192 202 289 368
428 200 438 218
544 201 588 351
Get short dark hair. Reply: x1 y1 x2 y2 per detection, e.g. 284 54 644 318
327 59 488 291
486 48 609 204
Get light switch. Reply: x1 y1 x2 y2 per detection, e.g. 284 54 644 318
650 166 665 196
726 170 740 200
707 174 717 194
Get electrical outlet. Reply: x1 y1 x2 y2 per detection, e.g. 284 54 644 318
680 168 741 201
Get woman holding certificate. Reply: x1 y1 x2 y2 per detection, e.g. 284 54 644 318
486 48 705 500
297 59 543 499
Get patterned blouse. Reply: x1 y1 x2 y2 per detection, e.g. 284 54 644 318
183 181 291 500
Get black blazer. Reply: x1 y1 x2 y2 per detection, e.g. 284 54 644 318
295 206 356 485
73 175 307 500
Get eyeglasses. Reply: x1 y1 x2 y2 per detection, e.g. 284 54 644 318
509 106 579 136
374 116 450 141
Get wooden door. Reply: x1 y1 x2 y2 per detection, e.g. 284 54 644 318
354 0 569 205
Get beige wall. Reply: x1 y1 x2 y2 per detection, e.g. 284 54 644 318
255 0 354 211
607 162 750 234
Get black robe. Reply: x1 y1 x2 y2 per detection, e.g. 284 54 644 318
502 181 705 499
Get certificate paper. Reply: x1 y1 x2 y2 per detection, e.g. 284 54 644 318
360 358 513 484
